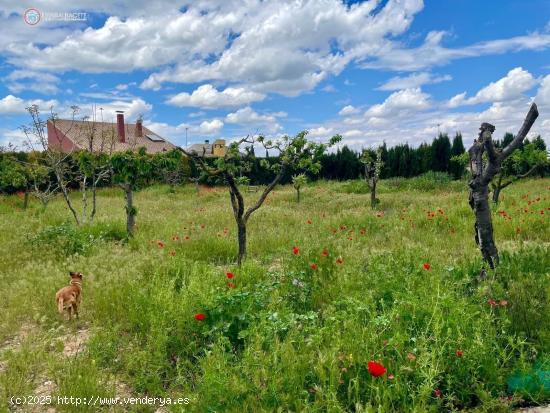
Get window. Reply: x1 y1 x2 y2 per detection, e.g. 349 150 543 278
146 133 164 142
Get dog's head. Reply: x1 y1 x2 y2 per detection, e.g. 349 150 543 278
69 271 83 281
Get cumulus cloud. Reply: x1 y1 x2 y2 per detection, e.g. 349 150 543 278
167 84 265 109
338 105 360 116
365 88 431 118
199 119 224 135
0 95 58 114
4 70 60 95
447 67 538 107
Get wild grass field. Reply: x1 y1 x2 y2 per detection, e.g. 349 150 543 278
0 176 549 412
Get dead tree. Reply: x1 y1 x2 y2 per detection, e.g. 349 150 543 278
468 103 539 269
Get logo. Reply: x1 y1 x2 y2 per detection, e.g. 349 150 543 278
23 8 41 25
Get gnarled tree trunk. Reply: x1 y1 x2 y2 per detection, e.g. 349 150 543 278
468 103 538 269
122 183 136 237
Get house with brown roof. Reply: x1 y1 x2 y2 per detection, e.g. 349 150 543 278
47 111 177 154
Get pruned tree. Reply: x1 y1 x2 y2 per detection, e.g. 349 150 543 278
111 148 151 237
184 131 341 265
360 147 383 209
490 140 548 204
468 103 538 270
292 173 307 203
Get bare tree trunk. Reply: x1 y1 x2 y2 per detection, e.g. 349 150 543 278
237 220 246 266
56 170 80 226
492 174 503 204
296 188 300 203
123 184 136 237
468 103 538 269
23 187 29 209
369 179 376 209
91 184 97 222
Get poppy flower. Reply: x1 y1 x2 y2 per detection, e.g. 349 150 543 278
455 350 463 357
292 246 300 255
367 361 387 377
310 263 318 270
226 272 234 279
185 236 190 240
194 313 205 321
169 250 176 256
487 299 497 306
423 263 431 270
321 249 329 257
307 219 312 224
336 257 343 265
227 282 235 288
434 389 441 398
499 300 508 306
157 241 165 248
388 374 395 380
172 235 180 241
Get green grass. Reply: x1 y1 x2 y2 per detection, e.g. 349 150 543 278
0 178 549 412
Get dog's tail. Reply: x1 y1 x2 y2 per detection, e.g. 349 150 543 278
57 297 64 314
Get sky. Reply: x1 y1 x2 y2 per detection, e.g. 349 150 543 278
0 0 549 151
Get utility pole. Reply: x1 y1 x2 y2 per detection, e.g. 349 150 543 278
185 127 189 148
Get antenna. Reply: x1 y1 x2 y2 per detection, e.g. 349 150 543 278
185 127 189 147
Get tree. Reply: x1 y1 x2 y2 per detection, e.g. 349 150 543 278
360 147 383 209
111 148 152 237
431 133 452 173
184 131 341 265
490 141 548 204
449 132 466 179
467 103 538 270
292 173 307 203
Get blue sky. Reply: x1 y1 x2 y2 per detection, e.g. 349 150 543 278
0 0 549 150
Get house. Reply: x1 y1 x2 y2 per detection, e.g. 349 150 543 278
47 111 177 154
186 139 228 158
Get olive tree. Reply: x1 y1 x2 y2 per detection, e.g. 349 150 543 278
184 131 341 265
468 103 538 270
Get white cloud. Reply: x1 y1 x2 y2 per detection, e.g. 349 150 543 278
70 98 152 121
225 107 274 124
308 126 334 138
448 67 537 107
199 119 224 135
338 105 360 116
535 74 550 104
366 88 431 118
377 72 451 91
4 70 60 95
167 84 265 109
362 30 550 71
0 95 58 114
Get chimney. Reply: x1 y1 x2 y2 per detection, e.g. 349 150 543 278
136 116 143 138
116 111 125 143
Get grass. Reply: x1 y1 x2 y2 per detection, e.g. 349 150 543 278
0 178 549 412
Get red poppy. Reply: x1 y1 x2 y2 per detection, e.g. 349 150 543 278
172 235 180 241
226 272 234 279
185 236 190 240
434 389 441 398
227 282 235 288
487 299 497 306
336 257 343 265
360 229 366 235
423 263 431 270
292 246 300 255
321 249 329 257
367 361 386 377
307 219 312 224
169 250 176 256
194 313 205 321
310 263 318 270
157 241 165 248
388 374 395 380
455 350 463 357
499 300 508 306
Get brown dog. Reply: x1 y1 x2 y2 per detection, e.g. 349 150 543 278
55 271 83 320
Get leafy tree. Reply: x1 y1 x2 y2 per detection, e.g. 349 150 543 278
490 141 548 204
185 131 341 265
292 173 307 203
360 147 383 209
111 148 152 237
449 132 466 179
